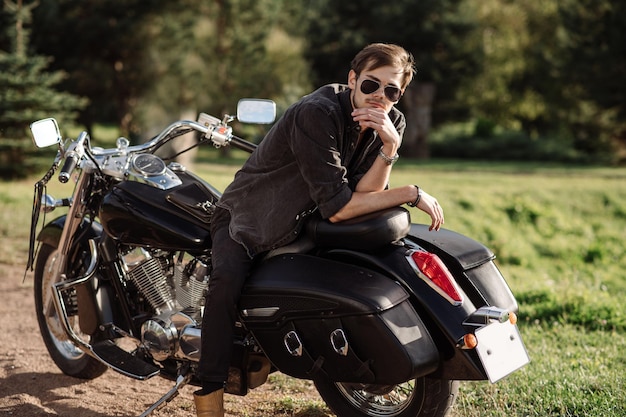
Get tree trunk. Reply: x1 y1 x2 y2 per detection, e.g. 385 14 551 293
150 108 199 168
401 82 436 159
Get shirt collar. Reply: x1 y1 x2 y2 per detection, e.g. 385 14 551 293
338 88 361 133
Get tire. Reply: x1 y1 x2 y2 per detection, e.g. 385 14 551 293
34 243 108 379
314 377 459 417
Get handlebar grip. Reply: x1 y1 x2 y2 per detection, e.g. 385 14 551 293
230 135 258 153
59 153 78 183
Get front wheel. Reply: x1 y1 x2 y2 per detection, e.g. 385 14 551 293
34 243 107 379
314 377 458 417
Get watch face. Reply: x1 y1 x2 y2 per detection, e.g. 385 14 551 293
131 153 167 176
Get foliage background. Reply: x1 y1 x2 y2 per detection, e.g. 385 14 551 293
1 0 625 179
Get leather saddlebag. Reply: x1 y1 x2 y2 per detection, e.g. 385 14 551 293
239 254 439 384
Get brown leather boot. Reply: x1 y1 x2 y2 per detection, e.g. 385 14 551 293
193 388 224 417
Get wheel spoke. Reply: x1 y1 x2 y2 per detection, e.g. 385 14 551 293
336 380 416 416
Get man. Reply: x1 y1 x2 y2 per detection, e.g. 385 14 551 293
194 43 444 417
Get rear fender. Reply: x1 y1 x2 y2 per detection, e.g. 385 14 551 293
407 224 518 313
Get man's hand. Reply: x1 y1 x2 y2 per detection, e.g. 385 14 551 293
415 189 444 231
351 107 401 152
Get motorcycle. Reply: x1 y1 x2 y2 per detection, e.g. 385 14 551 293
27 99 529 417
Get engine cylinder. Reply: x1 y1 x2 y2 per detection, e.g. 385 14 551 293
174 259 209 315
124 248 176 313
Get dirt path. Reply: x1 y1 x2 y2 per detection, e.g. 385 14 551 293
0 263 329 417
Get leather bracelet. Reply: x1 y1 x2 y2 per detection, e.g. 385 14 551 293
407 185 422 207
378 147 399 165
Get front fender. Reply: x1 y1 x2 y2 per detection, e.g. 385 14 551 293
37 215 103 248
37 216 107 336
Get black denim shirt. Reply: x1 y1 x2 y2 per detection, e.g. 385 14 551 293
217 84 406 256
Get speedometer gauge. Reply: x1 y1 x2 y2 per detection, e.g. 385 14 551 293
131 154 167 176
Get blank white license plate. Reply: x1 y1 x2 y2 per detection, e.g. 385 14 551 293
475 320 530 383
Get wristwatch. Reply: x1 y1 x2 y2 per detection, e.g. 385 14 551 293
378 147 399 165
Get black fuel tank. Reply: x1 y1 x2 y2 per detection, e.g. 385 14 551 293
99 171 221 251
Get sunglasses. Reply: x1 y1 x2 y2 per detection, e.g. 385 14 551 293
359 78 402 102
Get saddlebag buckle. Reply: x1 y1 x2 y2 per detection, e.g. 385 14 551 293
284 330 303 357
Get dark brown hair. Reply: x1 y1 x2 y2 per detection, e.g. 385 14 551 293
351 43 416 89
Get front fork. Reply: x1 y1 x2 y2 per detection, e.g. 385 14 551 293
48 239 99 351
41 172 93 322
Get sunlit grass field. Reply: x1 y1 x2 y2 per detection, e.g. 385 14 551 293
2 153 625 416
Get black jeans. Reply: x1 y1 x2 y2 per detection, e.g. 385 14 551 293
197 207 254 385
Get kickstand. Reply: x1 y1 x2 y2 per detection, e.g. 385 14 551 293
138 370 192 417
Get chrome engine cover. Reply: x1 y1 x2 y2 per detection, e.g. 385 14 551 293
121 247 210 362
141 312 202 361
141 318 176 361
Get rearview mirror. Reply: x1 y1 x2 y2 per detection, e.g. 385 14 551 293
237 99 276 124
30 118 61 148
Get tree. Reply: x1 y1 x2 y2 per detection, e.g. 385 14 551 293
30 0 312 146
31 0 165 138
460 0 625 161
0 0 86 179
557 0 626 158
130 0 312 163
136 0 312 128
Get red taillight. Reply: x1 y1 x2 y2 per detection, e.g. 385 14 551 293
409 250 464 306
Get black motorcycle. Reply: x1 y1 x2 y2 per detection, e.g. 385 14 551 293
27 100 529 417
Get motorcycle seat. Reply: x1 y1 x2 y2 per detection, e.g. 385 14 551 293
264 207 410 258
306 206 410 251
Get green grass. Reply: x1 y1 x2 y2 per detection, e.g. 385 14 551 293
3 158 626 416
